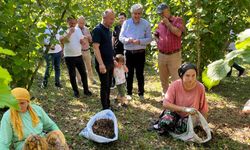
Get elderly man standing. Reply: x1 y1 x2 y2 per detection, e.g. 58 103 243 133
60 16 92 98
119 4 152 100
76 16 97 85
154 3 184 95
92 9 115 110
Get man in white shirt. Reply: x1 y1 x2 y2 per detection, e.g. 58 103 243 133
60 16 92 98
42 24 63 88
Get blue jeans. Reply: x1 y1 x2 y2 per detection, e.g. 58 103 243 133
43 51 62 84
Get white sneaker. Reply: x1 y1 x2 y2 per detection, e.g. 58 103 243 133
126 95 132 100
153 124 159 129
110 85 116 90
161 92 165 98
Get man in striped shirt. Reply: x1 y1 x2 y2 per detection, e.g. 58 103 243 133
155 3 185 95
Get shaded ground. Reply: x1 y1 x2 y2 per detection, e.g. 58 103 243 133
1 63 249 149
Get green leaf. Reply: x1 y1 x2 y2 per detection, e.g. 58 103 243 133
0 84 11 94
225 49 244 61
36 21 47 28
236 28 250 42
0 67 19 110
0 66 12 84
207 59 231 80
238 50 250 63
145 6 152 15
202 68 220 90
235 29 250 50
185 10 193 16
0 47 16 56
0 93 19 110
236 37 250 51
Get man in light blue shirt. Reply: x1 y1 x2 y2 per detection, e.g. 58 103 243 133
119 4 152 100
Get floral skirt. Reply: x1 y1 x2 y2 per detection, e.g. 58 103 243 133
158 110 188 134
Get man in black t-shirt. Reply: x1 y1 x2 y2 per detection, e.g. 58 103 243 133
92 9 115 110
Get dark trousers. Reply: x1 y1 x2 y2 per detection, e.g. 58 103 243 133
43 51 62 84
96 64 114 109
227 62 245 77
125 50 145 96
65 56 89 94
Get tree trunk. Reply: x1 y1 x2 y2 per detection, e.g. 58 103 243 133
196 0 201 77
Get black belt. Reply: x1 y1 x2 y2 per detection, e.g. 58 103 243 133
159 49 180 55
81 49 89 51
126 49 145 54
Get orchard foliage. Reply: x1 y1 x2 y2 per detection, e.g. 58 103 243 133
202 29 250 90
0 0 70 89
0 47 19 109
0 0 249 89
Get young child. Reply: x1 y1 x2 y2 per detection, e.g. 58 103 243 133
113 54 128 106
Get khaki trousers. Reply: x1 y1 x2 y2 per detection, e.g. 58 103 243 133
158 51 182 94
76 50 95 83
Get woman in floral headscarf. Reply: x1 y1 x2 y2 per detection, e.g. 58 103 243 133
0 87 68 150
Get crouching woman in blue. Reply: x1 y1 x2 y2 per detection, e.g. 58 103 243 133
0 88 68 150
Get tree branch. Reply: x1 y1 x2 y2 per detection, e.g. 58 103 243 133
27 2 70 90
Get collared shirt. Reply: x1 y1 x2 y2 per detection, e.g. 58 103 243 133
43 27 62 54
79 26 92 50
155 16 184 52
119 18 152 50
92 23 114 66
113 25 124 55
63 27 83 57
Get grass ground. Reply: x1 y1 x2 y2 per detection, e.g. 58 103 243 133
1 63 250 150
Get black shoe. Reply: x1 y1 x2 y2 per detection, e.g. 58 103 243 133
74 91 80 98
102 107 111 110
84 91 92 96
121 103 128 108
238 69 245 77
158 129 168 136
109 106 118 111
55 82 62 88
